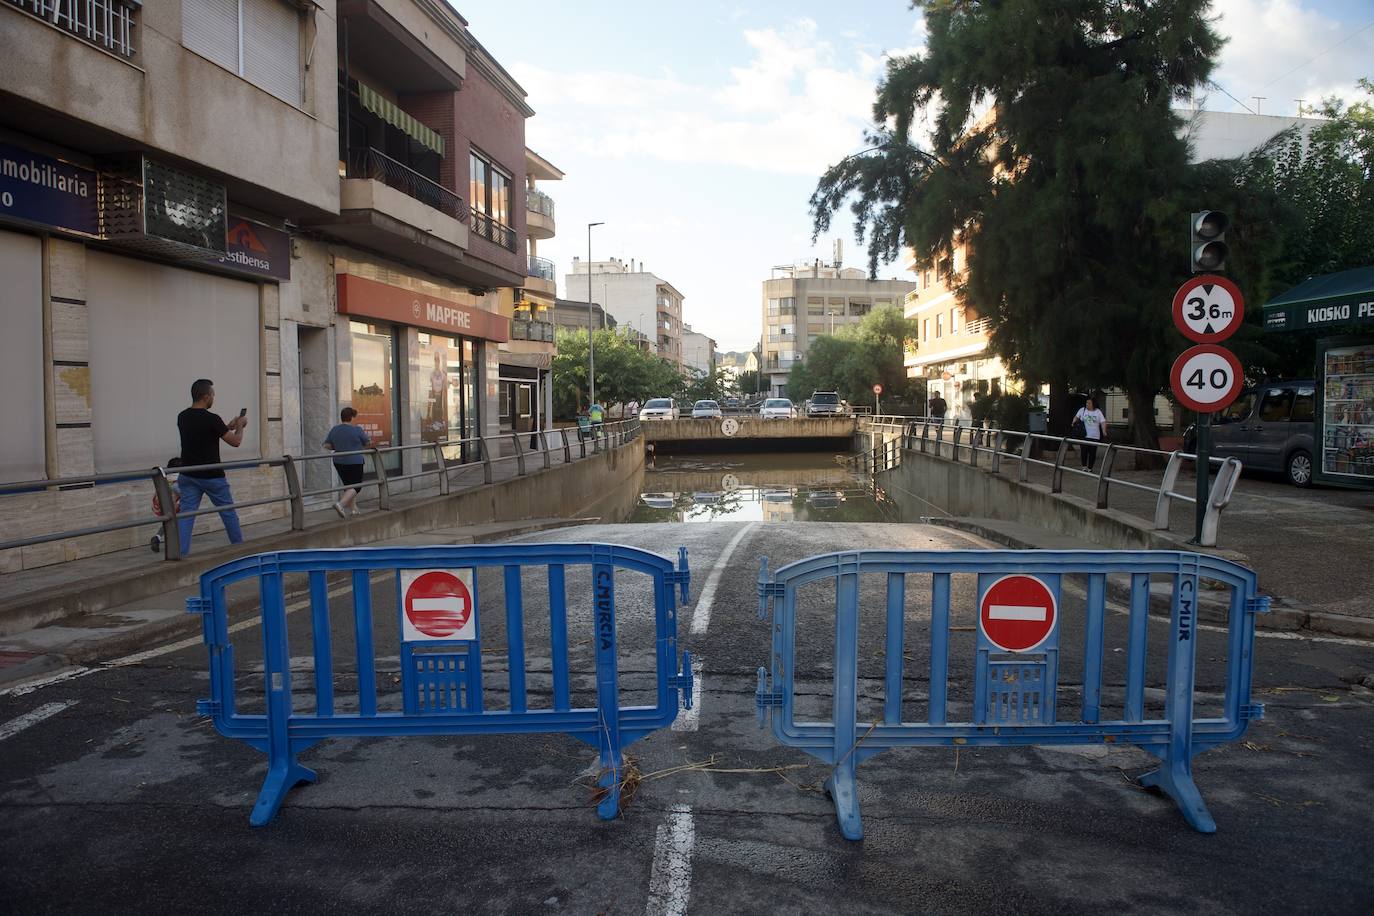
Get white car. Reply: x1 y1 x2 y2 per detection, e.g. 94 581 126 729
691 399 723 419
639 398 679 421
759 398 795 420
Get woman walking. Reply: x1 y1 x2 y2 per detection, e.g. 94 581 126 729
1073 396 1108 471
323 407 371 517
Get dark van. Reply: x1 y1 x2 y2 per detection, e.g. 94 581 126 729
1186 380 1316 487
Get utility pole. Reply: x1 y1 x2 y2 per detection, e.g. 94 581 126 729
587 222 603 409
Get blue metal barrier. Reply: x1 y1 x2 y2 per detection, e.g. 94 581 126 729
754 549 1269 840
190 543 692 826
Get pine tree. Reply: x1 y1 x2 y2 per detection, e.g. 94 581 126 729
812 0 1226 445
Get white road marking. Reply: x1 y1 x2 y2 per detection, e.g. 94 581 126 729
645 803 695 916
671 658 704 732
689 522 756 636
988 604 1047 621
0 700 78 741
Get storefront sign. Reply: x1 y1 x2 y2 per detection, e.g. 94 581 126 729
0 142 98 237
1264 299 1374 331
337 274 510 342
215 216 291 281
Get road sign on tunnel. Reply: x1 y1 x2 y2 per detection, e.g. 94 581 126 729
979 574 1058 653
401 568 476 641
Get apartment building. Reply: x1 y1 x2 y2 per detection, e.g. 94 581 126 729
681 325 717 376
0 0 541 569
761 263 916 396
565 257 686 367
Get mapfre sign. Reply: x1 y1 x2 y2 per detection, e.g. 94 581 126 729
336 274 510 342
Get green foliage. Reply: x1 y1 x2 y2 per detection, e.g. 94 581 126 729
736 370 762 396
786 305 922 408
811 0 1229 445
552 329 685 418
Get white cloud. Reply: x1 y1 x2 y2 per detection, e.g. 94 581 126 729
1208 0 1373 115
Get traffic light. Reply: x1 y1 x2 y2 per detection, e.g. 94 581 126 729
1190 211 1229 273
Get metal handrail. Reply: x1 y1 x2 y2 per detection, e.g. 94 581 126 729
346 147 466 222
0 419 642 562
471 207 516 250
857 413 1241 547
527 255 556 281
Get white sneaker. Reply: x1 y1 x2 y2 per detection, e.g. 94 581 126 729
333 502 346 518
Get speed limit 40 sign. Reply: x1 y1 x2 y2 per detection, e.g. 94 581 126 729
1172 275 1244 343
1170 344 1244 413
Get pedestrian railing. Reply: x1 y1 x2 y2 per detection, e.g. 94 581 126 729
190 542 693 825
855 415 1241 547
754 548 1269 840
0 420 642 562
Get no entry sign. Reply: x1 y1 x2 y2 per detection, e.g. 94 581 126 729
1170 344 1244 414
400 568 476 641
979 574 1058 653
1172 275 1245 343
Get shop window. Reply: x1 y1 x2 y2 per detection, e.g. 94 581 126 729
183 0 303 106
348 321 400 473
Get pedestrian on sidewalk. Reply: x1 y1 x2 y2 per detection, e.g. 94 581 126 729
323 406 371 518
1073 396 1108 470
929 392 948 424
176 379 247 557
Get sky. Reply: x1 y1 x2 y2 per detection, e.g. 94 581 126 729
457 0 1374 351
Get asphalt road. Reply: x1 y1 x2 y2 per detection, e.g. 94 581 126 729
2 521 1372 914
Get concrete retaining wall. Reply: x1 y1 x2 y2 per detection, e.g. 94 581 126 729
0 438 644 637
642 416 856 442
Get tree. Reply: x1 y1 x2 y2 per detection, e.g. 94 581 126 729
787 305 923 409
736 370 761 397
552 328 685 418
811 1 1227 446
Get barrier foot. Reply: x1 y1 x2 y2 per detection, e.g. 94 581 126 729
250 760 317 827
823 762 864 841
1138 763 1216 834
595 752 624 821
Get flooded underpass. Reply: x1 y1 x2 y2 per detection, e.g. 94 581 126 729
619 450 898 523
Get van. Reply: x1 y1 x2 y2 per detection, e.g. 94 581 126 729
1185 380 1316 487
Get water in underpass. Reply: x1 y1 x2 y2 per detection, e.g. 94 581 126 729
617 451 898 523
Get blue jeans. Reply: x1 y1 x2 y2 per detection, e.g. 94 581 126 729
177 475 243 557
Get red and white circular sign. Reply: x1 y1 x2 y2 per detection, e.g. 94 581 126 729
1170 344 1244 414
873 384 883 395
401 569 475 641
1172 275 1244 343
979 575 1058 653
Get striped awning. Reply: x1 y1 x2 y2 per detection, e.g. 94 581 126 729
356 82 445 157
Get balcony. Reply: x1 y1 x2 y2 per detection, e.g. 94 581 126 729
6 0 137 59
471 208 516 251
525 187 556 239
525 254 556 296
511 319 556 343
313 146 469 278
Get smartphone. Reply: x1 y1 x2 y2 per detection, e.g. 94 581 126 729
238 408 247 419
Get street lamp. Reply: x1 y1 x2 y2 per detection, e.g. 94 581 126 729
587 221 604 408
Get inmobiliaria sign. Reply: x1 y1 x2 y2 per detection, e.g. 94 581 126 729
336 274 510 342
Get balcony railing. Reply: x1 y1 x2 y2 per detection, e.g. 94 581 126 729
471 208 516 250
965 316 992 336
346 148 465 222
527 255 555 282
511 319 555 342
8 0 137 59
526 187 555 219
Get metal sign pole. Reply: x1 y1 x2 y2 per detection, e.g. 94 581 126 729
1193 412 1211 543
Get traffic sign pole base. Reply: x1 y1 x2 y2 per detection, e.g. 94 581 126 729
824 761 863 841
250 760 318 828
1137 760 1217 834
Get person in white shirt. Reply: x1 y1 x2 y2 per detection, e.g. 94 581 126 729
1073 396 1108 470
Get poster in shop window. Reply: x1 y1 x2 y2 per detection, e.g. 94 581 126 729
351 331 393 449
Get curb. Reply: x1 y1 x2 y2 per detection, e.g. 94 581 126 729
926 517 1368 639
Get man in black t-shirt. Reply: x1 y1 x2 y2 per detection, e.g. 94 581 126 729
176 378 247 557
929 393 948 423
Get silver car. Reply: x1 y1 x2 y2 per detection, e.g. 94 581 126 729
759 398 795 420
639 398 678 421
692 399 723 419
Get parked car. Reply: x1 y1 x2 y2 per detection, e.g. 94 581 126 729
692 399 723 419
760 398 795 420
807 391 844 417
639 398 679 421
1182 380 1316 486
723 397 742 411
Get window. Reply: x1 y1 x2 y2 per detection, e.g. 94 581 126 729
183 0 302 105
469 149 513 249
1218 393 1254 423
808 304 824 316
1291 388 1315 423
922 318 930 342
767 298 780 316
936 314 944 338
950 308 959 334
1258 388 1295 422
779 297 796 315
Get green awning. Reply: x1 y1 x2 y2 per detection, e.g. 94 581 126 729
356 82 445 157
1262 265 1374 332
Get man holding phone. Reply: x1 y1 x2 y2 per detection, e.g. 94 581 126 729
175 378 248 557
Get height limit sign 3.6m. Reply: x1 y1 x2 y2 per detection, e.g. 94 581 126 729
1172 274 1244 343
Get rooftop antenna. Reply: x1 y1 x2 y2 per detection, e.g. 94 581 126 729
833 238 843 269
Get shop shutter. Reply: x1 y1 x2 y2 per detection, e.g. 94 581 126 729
0 231 45 484
243 0 302 105
182 0 241 74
